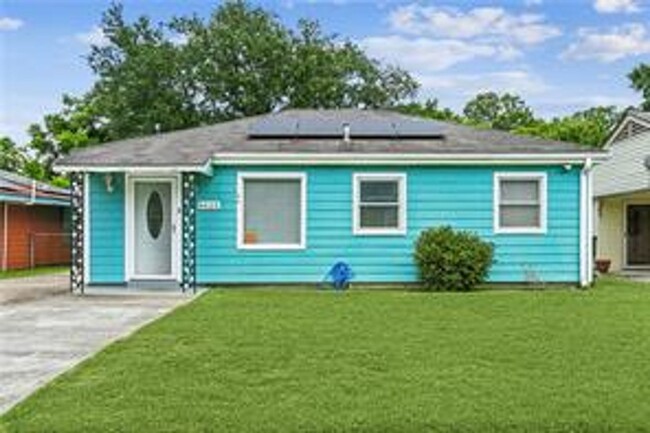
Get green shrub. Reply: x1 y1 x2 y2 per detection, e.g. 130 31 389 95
414 226 494 291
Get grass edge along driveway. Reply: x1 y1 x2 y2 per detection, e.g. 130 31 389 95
3 278 650 433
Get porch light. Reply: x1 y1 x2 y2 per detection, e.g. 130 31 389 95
104 174 114 193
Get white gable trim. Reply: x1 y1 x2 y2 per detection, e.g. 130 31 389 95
604 115 650 149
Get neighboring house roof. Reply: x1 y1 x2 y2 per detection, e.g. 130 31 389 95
0 169 69 206
54 109 606 172
605 109 650 147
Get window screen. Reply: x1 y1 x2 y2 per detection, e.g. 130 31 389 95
498 178 543 230
243 179 302 245
356 176 404 232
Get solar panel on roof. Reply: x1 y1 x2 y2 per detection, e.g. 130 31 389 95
297 118 346 136
248 117 298 137
394 119 443 137
344 119 396 136
248 113 444 139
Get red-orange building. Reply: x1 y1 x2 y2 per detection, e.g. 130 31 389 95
0 170 70 271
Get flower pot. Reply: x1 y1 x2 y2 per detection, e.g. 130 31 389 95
595 259 611 274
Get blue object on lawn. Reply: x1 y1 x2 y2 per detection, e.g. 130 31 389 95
323 261 353 291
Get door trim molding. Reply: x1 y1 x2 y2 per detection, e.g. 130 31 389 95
623 201 650 269
125 174 181 282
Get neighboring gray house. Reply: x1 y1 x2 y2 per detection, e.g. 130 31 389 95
594 110 650 272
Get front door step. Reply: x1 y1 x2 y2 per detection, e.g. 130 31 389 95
127 280 179 291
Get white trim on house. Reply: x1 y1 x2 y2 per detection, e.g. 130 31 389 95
214 152 608 166
83 173 90 284
579 159 595 286
236 172 307 251
54 153 609 173
125 174 181 281
587 165 594 285
55 163 213 175
493 172 548 235
352 173 407 236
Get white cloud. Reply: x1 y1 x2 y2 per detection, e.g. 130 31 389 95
562 23 650 62
75 26 109 47
594 0 641 13
388 4 561 45
0 17 24 31
361 35 520 72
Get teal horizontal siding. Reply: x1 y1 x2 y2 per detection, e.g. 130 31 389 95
196 165 581 284
89 173 125 284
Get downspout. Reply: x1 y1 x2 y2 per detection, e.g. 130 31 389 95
28 180 36 205
581 158 594 287
2 203 8 272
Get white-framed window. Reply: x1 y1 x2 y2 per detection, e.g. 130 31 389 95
237 172 307 250
494 172 547 234
353 173 407 235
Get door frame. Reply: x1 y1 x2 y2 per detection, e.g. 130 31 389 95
623 201 650 269
125 174 181 281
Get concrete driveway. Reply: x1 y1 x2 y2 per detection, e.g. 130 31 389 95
0 272 69 304
0 291 191 414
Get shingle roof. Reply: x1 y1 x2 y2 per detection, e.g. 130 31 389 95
0 169 69 206
55 109 604 170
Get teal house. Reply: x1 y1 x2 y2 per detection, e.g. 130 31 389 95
55 110 606 291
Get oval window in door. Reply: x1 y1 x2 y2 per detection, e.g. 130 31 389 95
146 191 164 239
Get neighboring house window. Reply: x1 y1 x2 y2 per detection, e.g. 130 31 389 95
353 173 407 235
237 173 306 250
494 172 547 234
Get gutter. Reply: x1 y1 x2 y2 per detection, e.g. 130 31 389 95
212 152 610 166
53 161 213 176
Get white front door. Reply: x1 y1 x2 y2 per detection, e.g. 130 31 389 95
129 178 178 279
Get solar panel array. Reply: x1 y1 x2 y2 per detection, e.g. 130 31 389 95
248 114 444 139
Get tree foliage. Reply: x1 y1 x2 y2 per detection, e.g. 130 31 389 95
629 63 650 111
87 3 200 140
85 0 417 139
0 137 25 172
515 106 621 148
463 92 535 131
395 98 463 122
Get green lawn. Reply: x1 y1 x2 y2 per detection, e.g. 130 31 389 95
0 266 68 279
3 278 650 432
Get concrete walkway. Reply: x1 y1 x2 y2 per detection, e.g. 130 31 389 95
0 272 69 304
0 292 190 414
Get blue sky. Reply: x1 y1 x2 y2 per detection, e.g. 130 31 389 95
1 0 649 144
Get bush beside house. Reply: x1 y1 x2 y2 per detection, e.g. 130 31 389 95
414 226 494 291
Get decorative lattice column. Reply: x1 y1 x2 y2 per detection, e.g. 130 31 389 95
181 173 197 293
70 172 85 294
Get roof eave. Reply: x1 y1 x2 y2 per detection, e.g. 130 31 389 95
211 151 610 165
53 161 213 175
